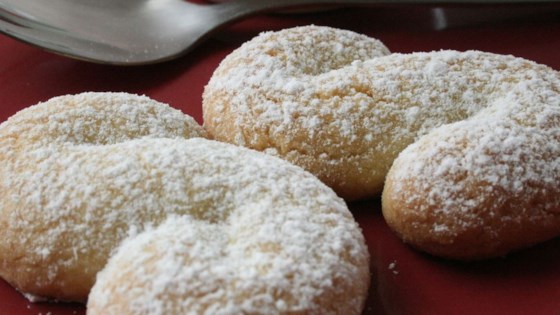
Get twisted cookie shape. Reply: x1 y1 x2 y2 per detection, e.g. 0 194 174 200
203 26 560 258
0 93 369 314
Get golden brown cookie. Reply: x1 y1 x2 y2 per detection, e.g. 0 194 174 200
204 25 560 259
87 139 369 315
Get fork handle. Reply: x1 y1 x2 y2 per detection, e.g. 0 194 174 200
213 0 559 28
221 0 559 13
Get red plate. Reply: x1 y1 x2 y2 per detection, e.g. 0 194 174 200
1 4 560 315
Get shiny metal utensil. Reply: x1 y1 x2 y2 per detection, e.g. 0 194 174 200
0 0 556 65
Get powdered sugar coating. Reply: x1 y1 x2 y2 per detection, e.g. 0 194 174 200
2 92 205 147
203 25 391 199
0 92 208 301
381 56 560 259
204 25 560 258
203 26 559 200
0 92 369 312
87 139 368 315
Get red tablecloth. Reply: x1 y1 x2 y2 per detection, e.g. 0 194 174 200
1 4 560 315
